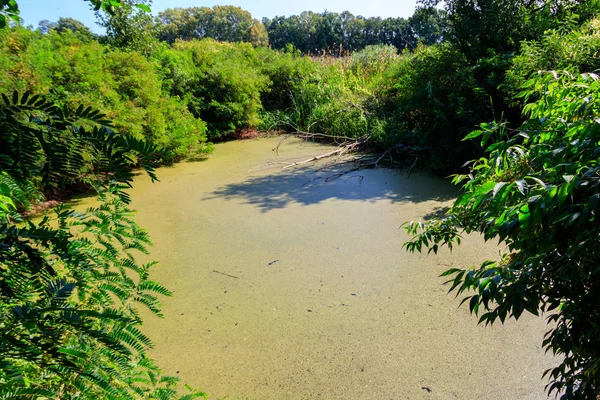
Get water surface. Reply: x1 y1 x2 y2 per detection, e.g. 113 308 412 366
122 137 553 399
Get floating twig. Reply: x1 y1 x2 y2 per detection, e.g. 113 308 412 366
211 270 239 279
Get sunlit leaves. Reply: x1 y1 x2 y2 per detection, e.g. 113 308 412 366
0 93 203 399
0 91 168 198
404 71 600 398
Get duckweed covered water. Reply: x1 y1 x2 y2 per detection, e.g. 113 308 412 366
110 137 553 399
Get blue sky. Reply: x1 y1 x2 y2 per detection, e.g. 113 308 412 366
17 0 419 33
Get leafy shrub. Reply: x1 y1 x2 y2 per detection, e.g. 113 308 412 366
255 47 317 113
505 18 600 101
349 44 400 80
405 71 600 399
374 43 493 171
289 64 373 137
0 92 206 399
0 27 209 160
255 48 383 140
160 39 268 139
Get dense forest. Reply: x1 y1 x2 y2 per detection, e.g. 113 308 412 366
1 0 600 398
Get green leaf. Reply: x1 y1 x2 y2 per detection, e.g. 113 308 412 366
481 130 493 147
469 295 480 315
136 3 151 12
557 183 569 206
518 204 530 228
462 130 484 141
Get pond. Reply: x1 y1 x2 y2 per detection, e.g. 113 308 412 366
121 137 553 399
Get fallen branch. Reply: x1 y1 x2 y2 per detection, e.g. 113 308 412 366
291 131 358 142
282 147 347 169
407 156 419 179
373 149 391 168
212 270 239 279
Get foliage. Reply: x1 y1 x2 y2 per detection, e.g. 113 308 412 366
157 6 268 47
373 44 494 171
0 171 41 213
262 9 446 54
0 93 206 399
88 0 150 14
158 39 268 139
0 27 209 160
404 72 600 398
254 48 318 114
421 0 600 61
505 18 600 101
96 0 160 55
0 0 19 28
0 1 208 399
252 47 383 140
38 18 96 42
2 0 144 29
0 89 164 198
349 44 400 80
286 62 375 138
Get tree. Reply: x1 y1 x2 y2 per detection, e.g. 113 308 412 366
262 15 302 50
249 18 268 47
37 19 56 34
408 7 447 46
420 0 599 61
38 17 96 41
97 0 160 55
263 10 442 54
0 1 206 398
404 71 600 398
157 6 268 46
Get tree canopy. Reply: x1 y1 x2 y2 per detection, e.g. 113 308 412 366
263 9 447 54
157 6 268 47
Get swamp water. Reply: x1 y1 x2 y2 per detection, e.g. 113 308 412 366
106 137 553 399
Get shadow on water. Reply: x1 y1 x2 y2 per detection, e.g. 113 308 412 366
206 165 457 213
422 205 452 220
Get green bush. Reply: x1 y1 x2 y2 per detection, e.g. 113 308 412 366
374 43 494 171
256 48 382 140
349 44 400 81
254 46 317 113
405 71 600 399
0 92 206 399
0 27 209 160
159 39 267 140
505 18 600 101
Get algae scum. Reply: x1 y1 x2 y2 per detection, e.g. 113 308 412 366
118 138 553 399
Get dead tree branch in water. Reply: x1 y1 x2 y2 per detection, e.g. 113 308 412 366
254 126 409 181
270 132 398 186
279 131 395 168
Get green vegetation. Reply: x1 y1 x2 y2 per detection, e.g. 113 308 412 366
0 2 206 398
1 0 600 397
0 27 209 160
263 8 446 54
5 2 594 173
0 92 206 398
405 70 600 399
401 3 600 398
158 6 268 47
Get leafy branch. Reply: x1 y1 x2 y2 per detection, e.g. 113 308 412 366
404 71 600 398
